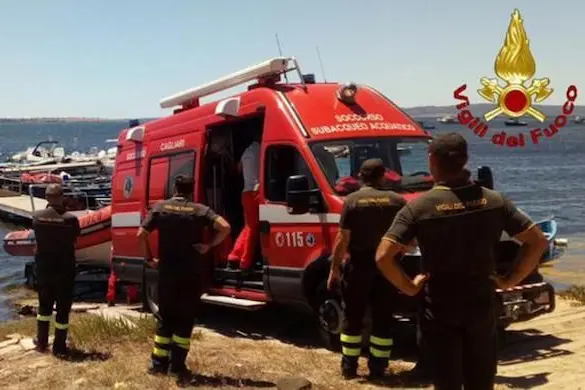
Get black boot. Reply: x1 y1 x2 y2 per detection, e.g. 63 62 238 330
367 357 388 380
52 328 69 357
35 320 50 353
147 360 169 375
341 356 359 379
170 344 192 384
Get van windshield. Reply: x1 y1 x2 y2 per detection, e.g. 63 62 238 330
310 137 434 195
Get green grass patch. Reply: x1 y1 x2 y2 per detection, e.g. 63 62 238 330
1 313 203 350
0 316 37 339
559 285 585 305
69 315 157 350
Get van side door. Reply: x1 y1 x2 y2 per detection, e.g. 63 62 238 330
144 150 197 258
260 143 327 302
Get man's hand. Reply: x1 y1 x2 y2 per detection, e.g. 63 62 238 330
146 257 159 268
490 274 514 290
194 243 211 254
327 267 341 291
406 273 430 296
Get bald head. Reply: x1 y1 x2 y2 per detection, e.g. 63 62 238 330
45 184 64 206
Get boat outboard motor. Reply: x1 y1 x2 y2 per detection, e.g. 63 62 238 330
476 166 494 189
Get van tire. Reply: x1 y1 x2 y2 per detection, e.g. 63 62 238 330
144 276 161 321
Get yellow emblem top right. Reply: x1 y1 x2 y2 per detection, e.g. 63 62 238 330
478 9 553 122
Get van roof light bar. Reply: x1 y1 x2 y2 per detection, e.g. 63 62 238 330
160 57 301 109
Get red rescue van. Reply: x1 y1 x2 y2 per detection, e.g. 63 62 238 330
110 57 556 347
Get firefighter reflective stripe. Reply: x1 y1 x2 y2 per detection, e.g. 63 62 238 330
342 346 361 356
152 347 170 357
155 335 171 344
152 332 172 360
37 314 51 322
340 333 362 357
370 335 393 347
340 334 362 343
172 334 190 350
369 335 393 358
54 322 69 330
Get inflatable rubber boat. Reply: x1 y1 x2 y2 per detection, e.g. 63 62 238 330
3 205 112 265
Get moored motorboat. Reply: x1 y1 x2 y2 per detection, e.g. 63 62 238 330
504 118 528 126
437 114 458 124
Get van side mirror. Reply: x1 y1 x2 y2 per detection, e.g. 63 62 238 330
477 166 494 189
286 175 310 215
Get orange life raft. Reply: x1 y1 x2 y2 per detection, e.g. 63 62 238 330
3 205 112 264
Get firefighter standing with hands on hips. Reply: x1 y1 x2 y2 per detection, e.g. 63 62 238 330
137 175 231 382
32 183 81 357
376 133 548 389
327 158 408 380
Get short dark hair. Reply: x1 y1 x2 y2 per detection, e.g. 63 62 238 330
359 158 386 184
45 183 64 199
429 132 468 174
174 175 194 195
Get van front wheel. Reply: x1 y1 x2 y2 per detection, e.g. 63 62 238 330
313 280 343 351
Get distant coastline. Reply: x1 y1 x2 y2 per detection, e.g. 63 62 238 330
1 104 584 123
0 117 128 124
0 117 157 124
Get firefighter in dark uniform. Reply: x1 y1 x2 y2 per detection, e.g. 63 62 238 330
327 159 407 380
137 175 230 380
32 183 81 357
375 133 548 389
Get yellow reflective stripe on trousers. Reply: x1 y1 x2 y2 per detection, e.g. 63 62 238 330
152 347 170 357
172 334 191 349
340 334 362 343
370 346 391 358
370 336 393 347
54 322 69 330
155 335 171 344
37 314 51 322
342 346 361 357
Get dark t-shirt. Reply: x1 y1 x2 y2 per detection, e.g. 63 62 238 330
340 186 407 263
141 197 219 275
32 206 81 276
384 181 533 300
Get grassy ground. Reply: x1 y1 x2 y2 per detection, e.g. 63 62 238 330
8 284 582 388
0 313 431 390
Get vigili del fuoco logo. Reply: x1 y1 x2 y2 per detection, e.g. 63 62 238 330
453 9 578 147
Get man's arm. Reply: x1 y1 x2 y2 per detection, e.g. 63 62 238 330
331 228 350 271
194 206 231 254
208 215 231 248
376 205 427 296
73 217 81 242
496 198 548 288
137 206 158 262
137 227 154 261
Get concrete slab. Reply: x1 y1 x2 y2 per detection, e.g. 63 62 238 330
0 338 19 349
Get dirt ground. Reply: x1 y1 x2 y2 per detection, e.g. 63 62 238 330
0 296 584 389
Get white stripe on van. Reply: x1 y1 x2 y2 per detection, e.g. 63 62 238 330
112 212 141 228
259 204 340 224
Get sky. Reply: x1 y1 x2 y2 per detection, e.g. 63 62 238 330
1 0 584 118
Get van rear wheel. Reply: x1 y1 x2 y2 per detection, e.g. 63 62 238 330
144 276 161 320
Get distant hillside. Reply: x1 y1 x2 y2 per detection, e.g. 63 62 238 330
403 104 585 118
